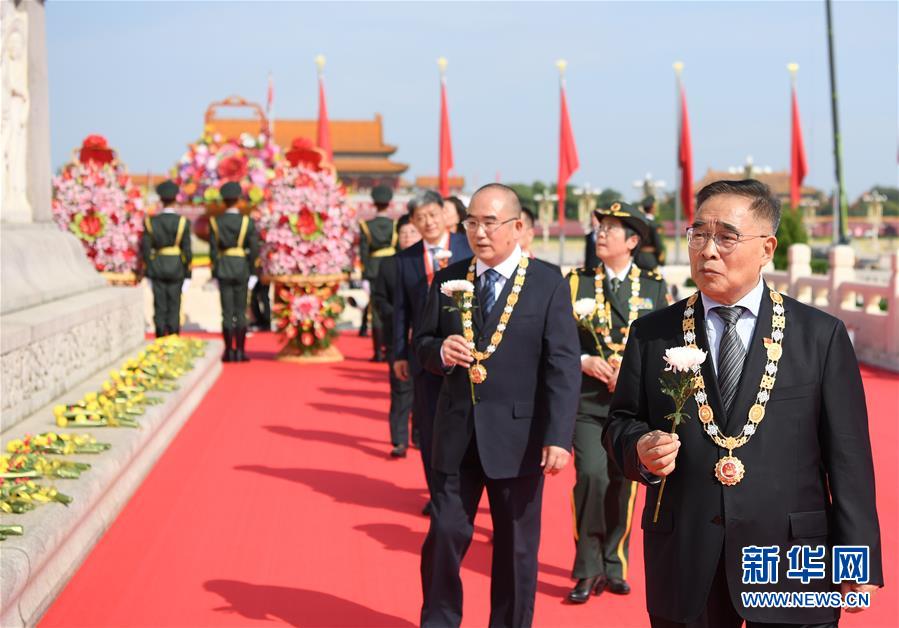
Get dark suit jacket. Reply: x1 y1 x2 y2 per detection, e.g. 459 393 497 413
414 256 581 479
393 233 471 372
566 264 668 421
603 286 883 624
373 255 398 354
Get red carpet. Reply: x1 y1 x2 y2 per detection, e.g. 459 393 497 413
42 333 897 627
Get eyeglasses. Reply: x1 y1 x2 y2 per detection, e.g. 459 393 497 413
686 227 770 254
461 217 517 235
593 224 626 237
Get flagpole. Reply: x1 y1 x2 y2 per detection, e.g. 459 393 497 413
266 71 273 137
673 61 684 264
825 0 849 244
557 59 567 268
438 57 451 199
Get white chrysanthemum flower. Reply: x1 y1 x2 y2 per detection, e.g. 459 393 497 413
433 249 453 261
440 279 476 298
573 298 596 319
663 346 708 373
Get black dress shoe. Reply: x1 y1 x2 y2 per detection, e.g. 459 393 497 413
606 577 631 595
390 445 407 458
567 575 607 604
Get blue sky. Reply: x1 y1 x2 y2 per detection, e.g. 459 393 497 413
48 1 897 200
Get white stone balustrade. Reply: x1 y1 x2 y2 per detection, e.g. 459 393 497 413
763 244 898 371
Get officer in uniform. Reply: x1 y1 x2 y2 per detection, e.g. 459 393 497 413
141 180 192 338
209 181 260 362
565 202 670 603
635 195 667 270
359 184 398 362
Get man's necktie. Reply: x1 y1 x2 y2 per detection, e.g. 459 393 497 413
715 306 746 416
430 247 441 272
480 269 500 317
610 277 622 293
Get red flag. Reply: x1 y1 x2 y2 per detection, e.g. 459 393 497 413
790 85 808 209
439 78 454 198
557 83 579 228
266 73 274 135
678 84 694 224
317 76 333 162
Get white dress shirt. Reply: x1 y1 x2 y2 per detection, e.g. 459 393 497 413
701 276 765 375
475 245 523 301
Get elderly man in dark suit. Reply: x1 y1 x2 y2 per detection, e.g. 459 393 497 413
394 190 471 503
604 179 882 628
415 183 581 627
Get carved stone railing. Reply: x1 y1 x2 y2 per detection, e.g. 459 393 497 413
763 244 898 371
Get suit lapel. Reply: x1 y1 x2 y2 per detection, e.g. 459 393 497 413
725 283 773 432
693 301 728 430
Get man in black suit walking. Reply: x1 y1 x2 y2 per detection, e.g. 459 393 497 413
604 179 882 627
394 191 472 502
415 184 581 627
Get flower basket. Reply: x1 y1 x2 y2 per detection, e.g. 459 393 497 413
51 135 145 277
266 273 347 362
174 96 281 238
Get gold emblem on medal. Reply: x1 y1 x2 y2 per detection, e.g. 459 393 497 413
714 455 745 486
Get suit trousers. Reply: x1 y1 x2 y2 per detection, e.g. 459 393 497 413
649 553 838 628
413 369 441 495
571 417 637 580
219 278 248 330
151 279 182 333
420 436 545 628
387 359 413 446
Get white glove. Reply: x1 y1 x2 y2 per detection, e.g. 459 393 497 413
181 279 191 293
248 275 259 290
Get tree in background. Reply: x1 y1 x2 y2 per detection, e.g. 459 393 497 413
774 204 809 270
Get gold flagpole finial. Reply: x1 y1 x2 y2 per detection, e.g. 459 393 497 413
315 55 326 75
673 61 684 76
556 59 568 76
437 57 448 77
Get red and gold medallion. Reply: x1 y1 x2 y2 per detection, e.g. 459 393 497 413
469 363 487 384
714 455 745 486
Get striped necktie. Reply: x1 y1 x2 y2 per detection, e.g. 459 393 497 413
480 269 500 317
715 306 746 416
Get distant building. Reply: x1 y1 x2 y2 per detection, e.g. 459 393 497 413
210 114 408 190
694 163 823 210
413 176 465 194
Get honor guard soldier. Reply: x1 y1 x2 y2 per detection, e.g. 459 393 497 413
635 195 667 270
141 180 192 338
565 202 670 604
359 184 398 362
209 181 261 362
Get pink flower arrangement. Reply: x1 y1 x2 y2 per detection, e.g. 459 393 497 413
174 126 281 207
51 142 145 274
256 163 355 276
272 284 344 355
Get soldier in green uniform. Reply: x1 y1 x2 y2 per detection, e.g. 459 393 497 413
635 195 667 270
209 181 260 363
141 180 192 338
359 184 398 362
565 202 670 604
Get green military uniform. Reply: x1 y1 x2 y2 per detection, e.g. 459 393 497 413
209 182 260 362
566 203 670 591
359 185 397 361
635 197 667 270
141 180 192 337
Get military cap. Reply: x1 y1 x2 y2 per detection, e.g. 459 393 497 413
156 179 179 202
371 185 393 205
594 201 650 241
220 181 243 201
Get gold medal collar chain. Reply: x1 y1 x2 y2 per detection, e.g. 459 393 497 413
594 264 642 360
682 290 786 486
461 256 530 384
